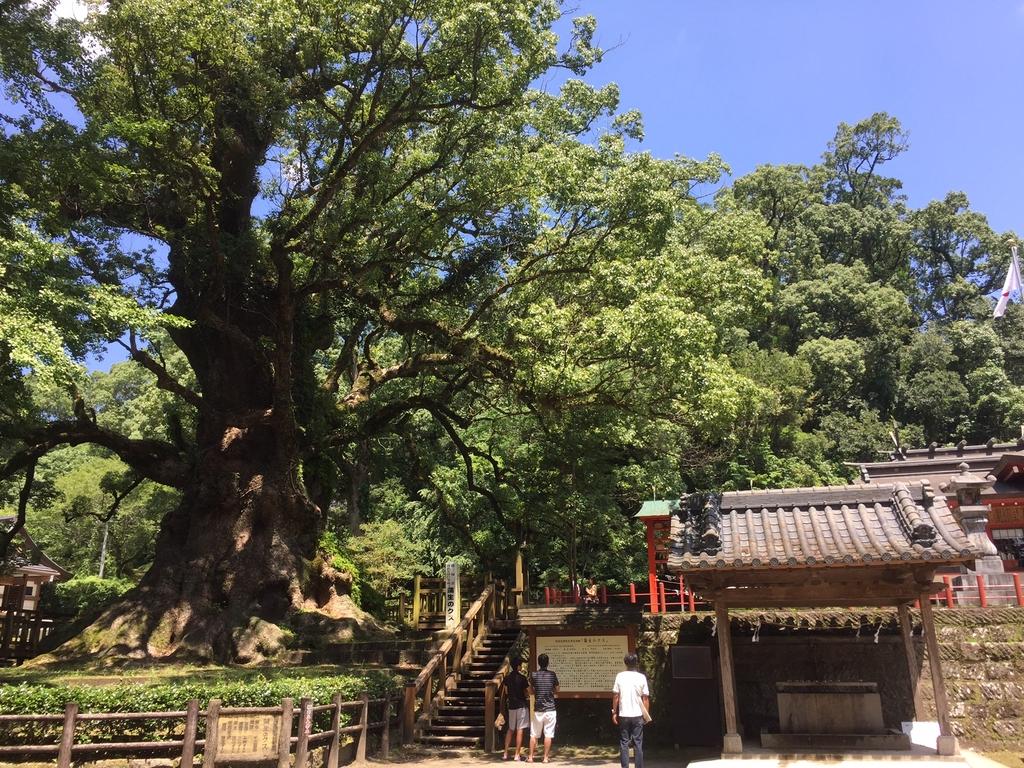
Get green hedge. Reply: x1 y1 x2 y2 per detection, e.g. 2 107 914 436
41 576 134 617
0 671 398 745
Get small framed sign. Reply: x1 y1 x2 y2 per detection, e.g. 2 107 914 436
216 714 280 761
445 561 460 629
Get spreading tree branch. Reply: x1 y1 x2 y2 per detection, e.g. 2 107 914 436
121 332 202 408
0 458 36 565
1 420 190 489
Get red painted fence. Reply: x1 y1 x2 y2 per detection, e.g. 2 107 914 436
543 572 1024 613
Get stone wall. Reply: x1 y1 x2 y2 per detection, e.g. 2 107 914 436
930 607 1024 749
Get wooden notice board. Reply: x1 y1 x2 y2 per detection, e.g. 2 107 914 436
990 505 1024 525
529 627 636 699
216 714 280 761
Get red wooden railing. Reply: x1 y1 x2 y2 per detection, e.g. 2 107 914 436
927 572 1024 608
543 572 1024 613
542 575 709 613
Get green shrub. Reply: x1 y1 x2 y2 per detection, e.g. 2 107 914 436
0 671 397 745
318 531 362 606
42 576 134 617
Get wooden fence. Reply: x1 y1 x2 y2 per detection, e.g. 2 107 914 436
0 608 64 660
0 691 396 767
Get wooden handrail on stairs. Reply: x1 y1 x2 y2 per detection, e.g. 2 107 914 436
401 580 510 743
483 629 526 753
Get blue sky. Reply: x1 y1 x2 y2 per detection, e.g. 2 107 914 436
83 1 1023 369
564 0 1024 233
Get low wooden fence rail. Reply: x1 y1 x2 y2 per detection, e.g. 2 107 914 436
0 691 397 768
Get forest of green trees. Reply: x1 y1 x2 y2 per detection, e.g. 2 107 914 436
1 0 1021 658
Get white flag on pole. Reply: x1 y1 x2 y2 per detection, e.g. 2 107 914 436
994 245 1022 318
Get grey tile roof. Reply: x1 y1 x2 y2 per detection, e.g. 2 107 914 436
666 482 978 572
855 440 1024 490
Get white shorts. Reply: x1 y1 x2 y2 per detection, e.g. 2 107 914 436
507 707 529 731
531 710 557 739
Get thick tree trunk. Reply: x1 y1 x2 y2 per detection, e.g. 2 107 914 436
49 414 323 662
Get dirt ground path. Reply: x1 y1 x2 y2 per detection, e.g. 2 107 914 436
372 747 1016 768
376 745 704 767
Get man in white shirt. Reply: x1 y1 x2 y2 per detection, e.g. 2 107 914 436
611 653 650 768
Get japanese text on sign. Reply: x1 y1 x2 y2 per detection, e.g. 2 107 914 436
445 561 460 629
535 634 629 694
216 714 280 760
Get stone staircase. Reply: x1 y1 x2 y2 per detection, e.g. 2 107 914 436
417 626 521 748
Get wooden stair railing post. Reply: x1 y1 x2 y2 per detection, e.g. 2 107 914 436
483 680 498 753
356 693 370 763
326 693 342 768
402 682 416 744
294 697 312 768
29 609 42 649
201 699 221 768
277 698 293 768
56 701 78 768
180 698 200 767
421 663 433 720
412 575 422 627
381 696 392 759
453 626 465 674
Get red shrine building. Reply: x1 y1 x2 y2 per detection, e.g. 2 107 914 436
855 439 1024 570
636 439 1024 610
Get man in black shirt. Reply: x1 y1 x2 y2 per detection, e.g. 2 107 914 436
500 657 530 760
528 653 560 763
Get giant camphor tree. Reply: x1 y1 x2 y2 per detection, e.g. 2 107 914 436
1 0 738 659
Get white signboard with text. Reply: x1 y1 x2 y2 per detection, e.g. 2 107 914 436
445 561 460 629
534 633 630 696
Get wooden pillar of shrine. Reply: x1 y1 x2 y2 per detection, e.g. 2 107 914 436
919 596 958 755
714 601 743 754
897 603 923 715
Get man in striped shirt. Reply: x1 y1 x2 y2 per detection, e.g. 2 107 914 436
528 653 559 763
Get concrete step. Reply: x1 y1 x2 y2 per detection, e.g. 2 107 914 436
423 725 485 735
417 735 482 747
432 715 483 725
438 708 485 720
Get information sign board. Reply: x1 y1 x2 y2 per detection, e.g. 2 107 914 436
216 714 280 761
445 561 460 629
533 631 631 697
990 505 1024 525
